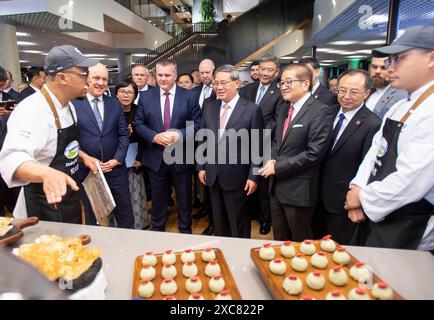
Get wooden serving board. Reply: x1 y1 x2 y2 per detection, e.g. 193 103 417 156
0 217 39 245
132 248 242 300
250 241 404 300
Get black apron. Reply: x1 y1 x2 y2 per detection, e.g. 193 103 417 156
23 87 82 224
363 85 434 249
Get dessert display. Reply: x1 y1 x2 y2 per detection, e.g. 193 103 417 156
269 258 287 275
332 247 351 265
259 243 275 261
182 261 199 278
205 260 221 277
250 238 403 300
311 251 329 269
140 263 156 281
280 241 296 258
201 248 216 262
142 252 157 267
320 235 336 253
371 282 394 300
325 290 346 300
300 240 316 255
16 234 102 292
291 254 308 272
160 277 177 295
185 276 202 293
282 274 303 295
132 248 242 300
306 271 325 291
138 280 155 298
181 249 196 264
348 288 371 300
215 290 232 300
209 274 225 293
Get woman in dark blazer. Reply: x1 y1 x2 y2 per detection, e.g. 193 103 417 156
115 80 149 229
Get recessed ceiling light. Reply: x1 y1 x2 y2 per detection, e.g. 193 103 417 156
17 41 37 46
364 40 385 45
84 54 107 57
330 41 357 45
19 60 29 63
20 50 44 54
16 32 30 37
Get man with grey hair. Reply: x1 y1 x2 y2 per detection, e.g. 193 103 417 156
194 58 216 108
132 64 154 105
134 59 202 233
198 65 265 238
241 54 285 235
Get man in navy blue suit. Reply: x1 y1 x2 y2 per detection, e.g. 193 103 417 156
72 63 134 228
134 59 202 233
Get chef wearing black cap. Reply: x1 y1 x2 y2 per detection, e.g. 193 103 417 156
345 25 434 251
0 45 100 223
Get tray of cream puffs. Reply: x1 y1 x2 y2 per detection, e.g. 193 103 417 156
132 248 242 300
250 235 404 300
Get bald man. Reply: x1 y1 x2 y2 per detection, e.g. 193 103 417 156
194 59 217 108
72 63 134 228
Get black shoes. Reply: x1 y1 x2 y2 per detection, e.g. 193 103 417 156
192 208 208 219
259 222 271 235
201 224 214 236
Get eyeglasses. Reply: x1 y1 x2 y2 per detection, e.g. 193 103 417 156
279 79 306 88
118 89 135 96
212 80 234 88
338 88 370 96
384 51 418 69
63 70 89 78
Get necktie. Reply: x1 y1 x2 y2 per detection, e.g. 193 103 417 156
204 85 210 98
281 104 294 140
330 113 346 149
256 85 266 105
219 103 230 137
163 92 171 131
92 97 103 130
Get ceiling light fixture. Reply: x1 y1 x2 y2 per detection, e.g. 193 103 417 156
17 41 37 46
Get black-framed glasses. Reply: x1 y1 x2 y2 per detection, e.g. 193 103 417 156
63 70 89 78
384 51 419 69
118 89 135 96
279 79 306 88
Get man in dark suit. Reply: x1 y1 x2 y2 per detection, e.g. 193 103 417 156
259 64 333 241
241 55 285 235
1 71 19 102
73 63 134 228
198 64 265 238
17 67 46 102
319 69 381 244
298 57 338 106
193 59 217 109
134 59 202 233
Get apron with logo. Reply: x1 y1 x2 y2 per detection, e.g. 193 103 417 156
364 85 434 249
23 87 82 224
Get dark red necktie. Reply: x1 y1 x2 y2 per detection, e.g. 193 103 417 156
163 92 171 131
282 104 294 140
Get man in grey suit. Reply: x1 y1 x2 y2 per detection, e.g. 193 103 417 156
259 64 333 241
365 52 408 118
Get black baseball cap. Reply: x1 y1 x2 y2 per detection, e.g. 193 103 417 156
372 25 434 56
44 45 99 76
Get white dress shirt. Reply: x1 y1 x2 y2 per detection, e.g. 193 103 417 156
291 92 312 120
160 85 176 125
199 84 213 107
332 104 364 148
350 80 434 250
311 81 320 95
365 85 390 111
86 92 105 121
134 84 149 105
219 94 240 130
0 84 77 218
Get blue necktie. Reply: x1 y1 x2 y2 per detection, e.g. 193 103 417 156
330 113 345 149
92 97 103 131
256 85 266 105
